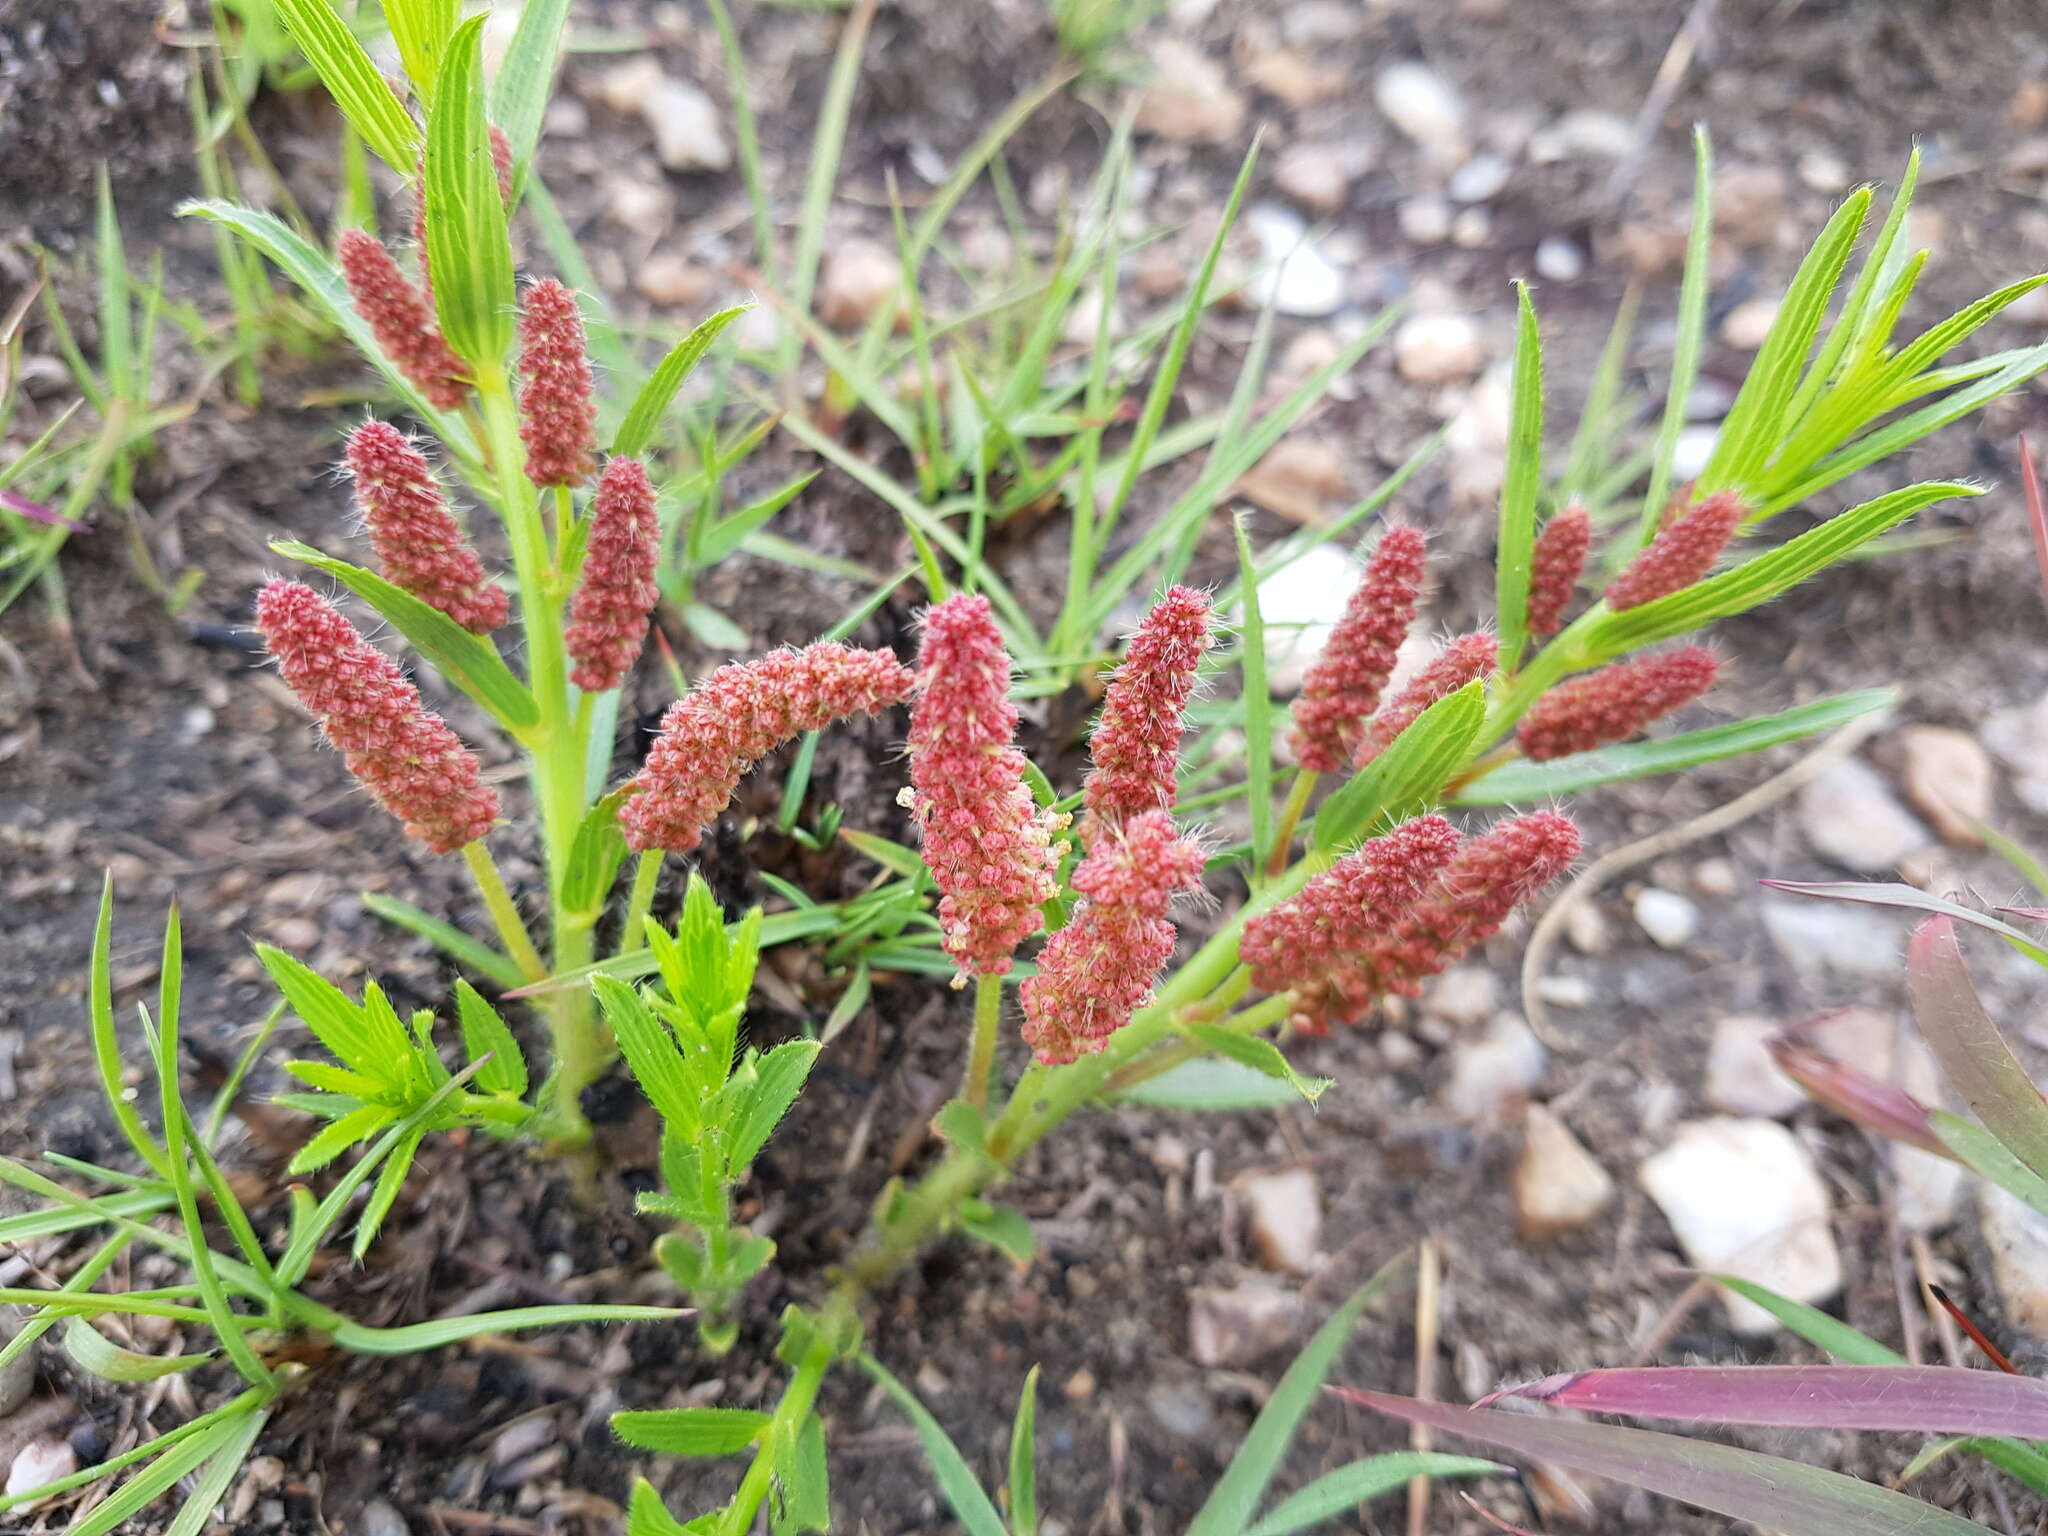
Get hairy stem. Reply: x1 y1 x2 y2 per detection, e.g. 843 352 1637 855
622 850 663 953
460 841 548 983
963 973 1003 1110
1265 768 1316 874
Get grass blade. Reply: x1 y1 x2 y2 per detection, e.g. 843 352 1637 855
860 1353 1009 1536
1241 1453 1502 1536
271 0 420 172
1907 916 2048 1179
1637 126 1712 546
1495 281 1543 672
488 0 572 176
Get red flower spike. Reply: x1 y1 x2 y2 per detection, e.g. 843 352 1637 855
1241 814 1465 1033
344 421 507 634
566 457 661 692
255 580 498 854
1604 490 1745 611
1082 586 1214 837
1020 811 1207 1065
618 643 914 856
907 594 1067 977
516 277 598 488
1515 646 1718 761
1355 631 1498 766
1289 525 1428 773
1357 810 1581 1002
1526 503 1592 639
337 228 470 411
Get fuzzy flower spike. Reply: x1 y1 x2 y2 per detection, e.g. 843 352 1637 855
907 594 1067 978
1021 811 1207 1064
1604 489 1745 611
255 580 498 854
619 643 915 855
1082 586 1214 837
1355 631 1498 765
1289 525 1427 773
337 229 470 412
1517 646 1719 761
1526 503 1592 639
345 421 507 634
517 278 598 489
565 457 661 691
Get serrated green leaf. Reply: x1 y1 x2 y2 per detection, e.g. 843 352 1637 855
487 0 572 176
614 1408 773 1457
352 1127 424 1257
614 305 752 457
1495 281 1543 672
1455 688 1896 803
259 945 383 1077
1115 1057 1305 1110
455 981 528 1097
1185 1025 1331 1104
383 0 458 102
281 1059 384 1099
1588 482 1973 653
424 17 514 367
272 0 421 172
63 1318 212 1382
959 1199 1036 1265
1312 680 1486 852
933 1099 988 1152
595 975 698 1135
626 1480 700 1536
773 1413 831 1536
270 539 538 732
561 790 632 918
288 1102 394 1175
1008 1367 1040 1536
724 1040 821 1174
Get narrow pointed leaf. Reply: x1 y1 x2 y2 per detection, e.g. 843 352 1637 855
613 305 752 457
1762 880 2048 966
271 0 420 172
1494 281 1543 672
614 1408 772 1457
1337 1390 1987 1536
424 17 514 367
1907 916 2048 1179
1313 681 1486 851
1767 1035 1950 1157
1241 1453 1503 1536
860 1353 1010 1536
1712 1275 1905 1365
63 1319 212 1382
488 0 572 175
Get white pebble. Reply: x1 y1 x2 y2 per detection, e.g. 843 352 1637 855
1979 1182 2048 1339
1719 296 1779 350
642 77 730 172
1632 888 1700 950
1533 236 1585 282
1245 203 1346 318
1398 196 1452 244
1759 899 1901 978
1423 966 1497 1028
1442 1014 1547 1127
1394 312 1484 383
1448 153 1512 203
1374 62 1468 162
1704 1015 1805 1119
1240 1167 1322 1275
1797 756 1931 873
1894 724 1994 846
6 1440 76 1503
1515 1104 1614 1239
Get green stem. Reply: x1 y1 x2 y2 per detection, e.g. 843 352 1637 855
717 1318 841 1536
1101 991 1293 1097
1265 769 1317 875
461 841 548 983
963 973 1003 1110
623 849 663 953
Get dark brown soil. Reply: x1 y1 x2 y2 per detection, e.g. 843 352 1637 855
8 1 2048 1533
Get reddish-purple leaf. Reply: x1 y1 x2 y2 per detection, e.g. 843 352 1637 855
0 489 85 531
1761 880 2048 965
1766 1033 1954 1157
1487 1365 2048 1438
2021 435 2048 611
1907 916 2048 1180
1335 1389 1987 1536
1998 907 2048 923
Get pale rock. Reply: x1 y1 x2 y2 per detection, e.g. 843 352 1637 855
643 77 730 172
1984 692 2048 814
1240 1167 1322 1275
1424 966 1497 1029
1535 974 1593 1009
1134 244 1189 299
1236 437 1348 523
1691 858 1741 899
1136 39 1246 145
1713 164 1789 244
543 97 588 138
1284 0 1364 44
1062 286 1120 348
1797 756 1931 873
635 253 715 309
1639 1117 1842 1334
1670 423 1718 480
1720 296 1779 350
1798 150 1851 193
1189 1284 1299 1365
1515 1104 1615 1239
604 175 674 237
1704 1015 1805 1119
1448 153 1512 203
1258 544 1357 694
1450 208 1492 248
1245 203 1345 317
1894 724 1993 846
1394 312 1484 383
1533 236 1585 283
479 4 523 77
1148 1378 1219 1438
1527 108 1635 163
1380 1029 1424 1068
1893 1143 1966 1235
1277 326 1343 388
1444 360 1513 505
1565 899 1610 955
1759 899 1900 978
817 240 899 330
597 56 665 116
1245 47 1342 107
1443 1014 1547 1127
1633 887 1701 950
1375 62 1469 163
361 1499 413 1536
6 1439 75 1503
1398 196 1453 245
1274 142 1351 214
1979 1181 2048 1339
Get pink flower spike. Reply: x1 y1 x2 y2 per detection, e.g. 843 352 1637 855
1289 525 1427 774
566 457 661 692
345 421 507 634
1356 631 1498 766
337 229 470 412
1603 490 1745 611
517 277 598 489
1020 811 1207 1065
255 580 498 854
1241 814 1464 1033
1515 646 1719 761
907 594 1067 978
1526 503 1592 639
1083 586 1214 837
619 643 915 855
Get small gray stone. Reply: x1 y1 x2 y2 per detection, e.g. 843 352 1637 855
1759 898 1900 978
1633 888 1701 950
1393 312 1484 383
1442 1014 1546 1127
1245 204 1345 318
1147 1377 1219 1438
1704 1016 1805 1119
643 77 729 172
1375 62 1468 162
1533 236 1585 282
1447 153 1512 203
360 1497 412 1536
1797 757 1930 873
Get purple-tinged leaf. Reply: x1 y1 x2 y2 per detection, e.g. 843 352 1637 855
1761 879 2048 966
1908 917 2048 1181
0 489 85 531
2021 435 2048 612
1998 906 2048 922
1335 1389 1986 1536
1766 1033 1954 1158
1485 1365 2048 1438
